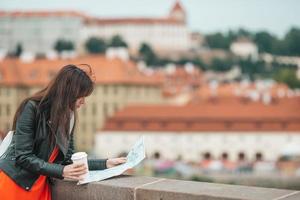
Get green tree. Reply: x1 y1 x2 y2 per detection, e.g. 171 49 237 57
238 58 268 80
254 31 278 53
205 33 230 49
54 39 74 53
272 39 288 55
204 27 300 56
109 35 128 48
227 30 238 44
205 29 253 50
273 68 300 89
236 28 252 38
14 43 23 57
138 43 158 66
192 58 207 70
284 27 300 56
210 58 234 72
85 37 106 54
176 57 190 65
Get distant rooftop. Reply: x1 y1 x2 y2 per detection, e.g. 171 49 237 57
102 96 300 132
0 55 163 86
0 1 186 25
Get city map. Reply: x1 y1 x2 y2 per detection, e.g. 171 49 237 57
78 136 145 185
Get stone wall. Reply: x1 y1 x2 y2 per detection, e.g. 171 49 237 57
51 175 300 200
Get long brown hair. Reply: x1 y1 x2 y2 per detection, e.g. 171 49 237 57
12 64 95 141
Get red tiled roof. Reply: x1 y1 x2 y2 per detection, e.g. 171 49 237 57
162 66 203 97
102 96 300 132
194 83 290 101
0 55 163 86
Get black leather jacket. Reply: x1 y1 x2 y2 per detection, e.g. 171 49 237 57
0 100 107 191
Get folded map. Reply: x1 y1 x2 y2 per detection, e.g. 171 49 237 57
78 136 146 185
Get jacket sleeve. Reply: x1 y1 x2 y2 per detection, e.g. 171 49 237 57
63 130 108 170
14 101 64 179
88 159 108 170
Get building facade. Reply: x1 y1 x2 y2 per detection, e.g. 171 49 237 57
82 1 189 54
0 55 163 152
0 11 83 55
230 37 258 59
0 1 191 56
96 96 300 162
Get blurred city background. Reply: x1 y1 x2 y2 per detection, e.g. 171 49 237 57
0 0 300 190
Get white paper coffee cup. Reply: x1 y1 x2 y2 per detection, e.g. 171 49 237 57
71 152 89 183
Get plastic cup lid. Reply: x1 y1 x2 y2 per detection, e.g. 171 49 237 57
71 152 87 160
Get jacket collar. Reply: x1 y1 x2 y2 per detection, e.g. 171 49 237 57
33 100 71 157
46 118 69 157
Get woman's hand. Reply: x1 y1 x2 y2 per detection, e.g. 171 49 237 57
62 163 88 181
106 157 127 168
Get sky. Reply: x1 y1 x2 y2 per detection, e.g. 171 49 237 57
0 0 300 38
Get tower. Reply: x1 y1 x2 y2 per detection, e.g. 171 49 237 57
169 0 186 23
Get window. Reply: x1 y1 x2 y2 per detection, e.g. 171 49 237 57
114 85 118 95
202 152 212 160
136 86 140 96
124 85 129 97
113 103 118 113
103 85 108 95
221 152 229 160
255 152 263 161
238 152 246 161
6 104 10 115
103 103 108 118
92 122 97 131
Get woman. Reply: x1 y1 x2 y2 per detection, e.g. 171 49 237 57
0 64 126 199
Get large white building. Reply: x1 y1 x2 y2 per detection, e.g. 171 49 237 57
230 37 258 59
82 1 190 54
95 96 300 162
0 11 84 56
0 1 191 56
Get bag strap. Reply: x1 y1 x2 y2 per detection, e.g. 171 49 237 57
0 131 14 157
